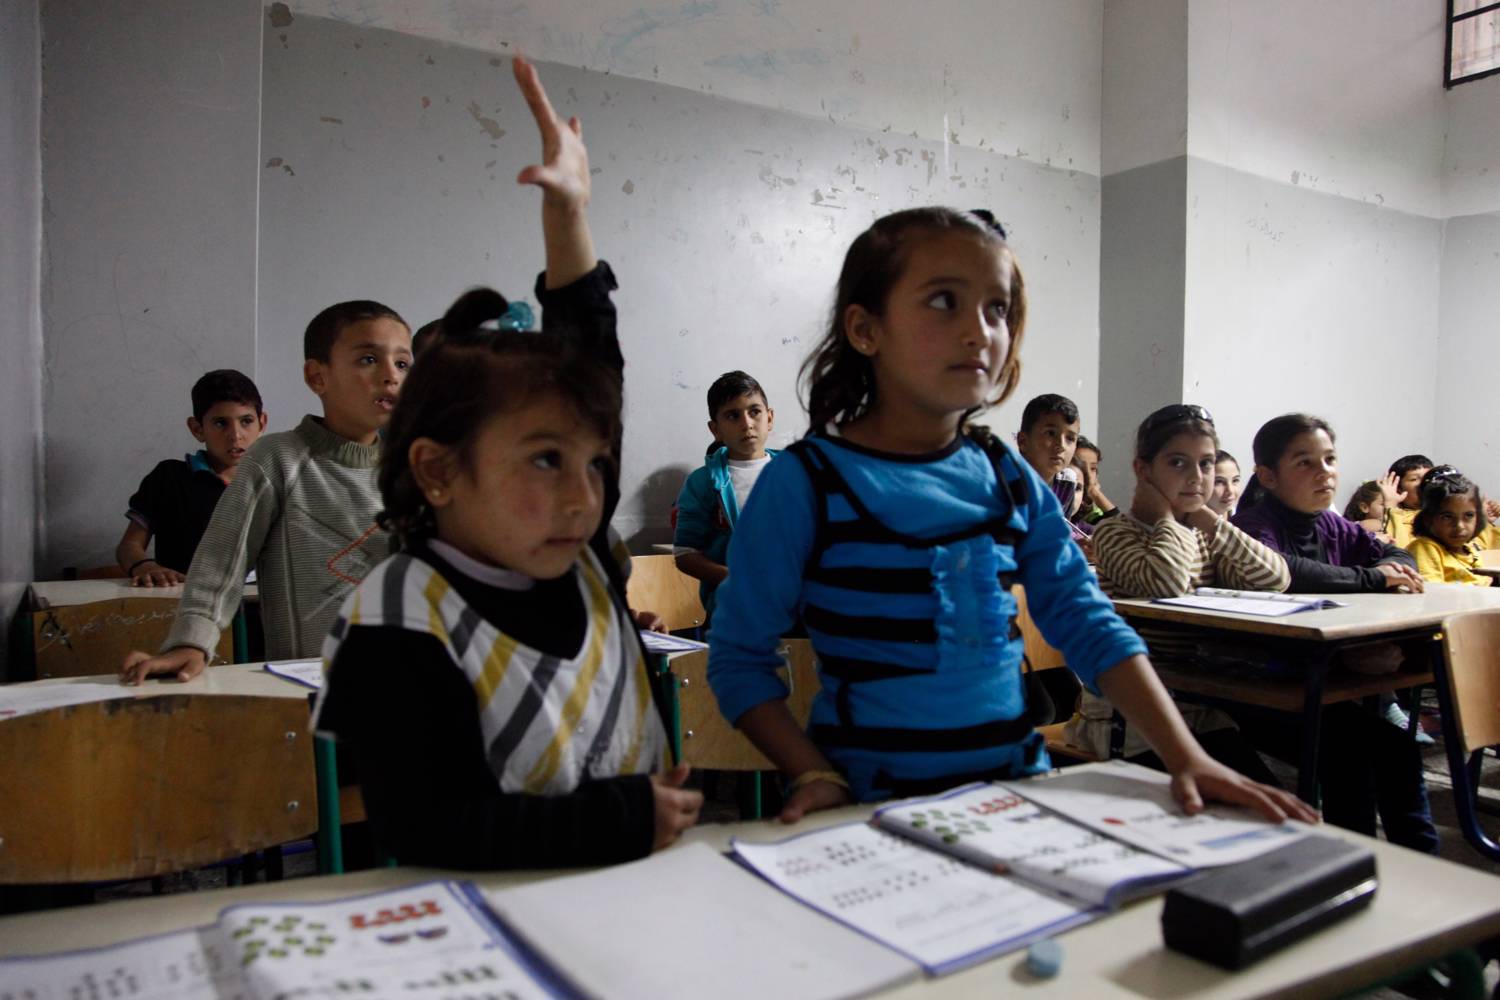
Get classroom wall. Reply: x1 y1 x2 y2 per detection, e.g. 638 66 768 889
38 0 264 576
284 0 1104 177
1435 72 1500 494
256 12 1105 544
1 0 44 674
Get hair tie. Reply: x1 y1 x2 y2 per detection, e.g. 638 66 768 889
480 300 535 333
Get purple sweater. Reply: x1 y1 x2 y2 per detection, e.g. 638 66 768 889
1231 493 1415 593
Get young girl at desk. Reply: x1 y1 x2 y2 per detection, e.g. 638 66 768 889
1071 404 1288 780
1405 466 1493 587
706 207 1314 826
1230 413 1438 853
314 57 701 869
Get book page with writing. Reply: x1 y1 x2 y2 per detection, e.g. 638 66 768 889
263 659 324 690
872 783 1189 908
487 842 918 1000
0 926 243 1000
1001 760 1308 867
221 880 567 1000
731 823 1092 976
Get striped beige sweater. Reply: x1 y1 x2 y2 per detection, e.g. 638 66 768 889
1067 512 1290 759
162 415 390 661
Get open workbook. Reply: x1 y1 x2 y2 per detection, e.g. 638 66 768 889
0 880 575 1000
731 760 1310 975
1152 587 1348 617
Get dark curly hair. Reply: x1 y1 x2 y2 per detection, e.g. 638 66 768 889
799 207 1026 433
378 287 622 544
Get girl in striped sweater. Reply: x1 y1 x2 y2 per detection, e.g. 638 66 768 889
1069 404 1290 782
313 57 700 869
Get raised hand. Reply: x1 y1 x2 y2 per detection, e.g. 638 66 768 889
1378 472 1406 509
513 55 590 211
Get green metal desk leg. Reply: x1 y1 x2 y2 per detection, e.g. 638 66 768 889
314 735 344 875
231 609 249 665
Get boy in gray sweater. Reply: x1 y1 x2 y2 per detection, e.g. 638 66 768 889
120 302 413 683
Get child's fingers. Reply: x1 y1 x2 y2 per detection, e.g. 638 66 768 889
568 115 582 139
658 761 691 788
513 56 560 131
1170 774 1205 816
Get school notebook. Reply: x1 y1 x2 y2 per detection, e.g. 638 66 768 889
1153 587 1348 617
731 761 1310 976
263 658 324 690
485 842 919 1000
0 881 574 1000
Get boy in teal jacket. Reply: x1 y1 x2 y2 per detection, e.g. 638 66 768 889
673 371 778 622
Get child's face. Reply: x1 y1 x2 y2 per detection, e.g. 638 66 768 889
1362 494 1388 522
1138 432 1217 518
1398 467 1430 509
429 395 611 579
1258 429 1338 514
846 232 1014 425
305 318 412 444
709 392 774 461
1018 413 1081 482
188 401 267 473
1207 459 1240 516
1075 446 1101 488
1432 494 1480 551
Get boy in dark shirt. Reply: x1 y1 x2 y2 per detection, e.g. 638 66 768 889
115 369 267 586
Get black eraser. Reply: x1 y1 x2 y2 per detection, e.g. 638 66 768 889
1161 835 1377 970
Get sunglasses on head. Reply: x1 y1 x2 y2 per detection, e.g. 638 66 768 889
1141 403 1214 435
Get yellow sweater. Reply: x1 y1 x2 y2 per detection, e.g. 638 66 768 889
1386 505 1420 548
1405 536 1493 587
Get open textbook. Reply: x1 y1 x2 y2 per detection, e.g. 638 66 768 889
731 760 1309 975
0 881 574 1000
1153 587 1348 617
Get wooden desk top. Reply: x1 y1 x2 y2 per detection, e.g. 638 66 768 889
1114 583 1500 642
3 803 1498 999
26 578 260 610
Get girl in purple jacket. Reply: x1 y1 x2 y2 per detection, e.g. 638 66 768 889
1231 413 1437 853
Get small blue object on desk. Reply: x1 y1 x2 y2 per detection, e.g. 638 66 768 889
1026 939 1062 978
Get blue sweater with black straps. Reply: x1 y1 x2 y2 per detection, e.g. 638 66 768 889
707 431 1146 801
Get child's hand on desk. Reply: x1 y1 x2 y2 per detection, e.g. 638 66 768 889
650 762 704 850
1170 754 1320 826
130 560 186 588
513 55 590 212
1376 563 1425 593
779 771 853 823
633 609 668 633
119 646 208 686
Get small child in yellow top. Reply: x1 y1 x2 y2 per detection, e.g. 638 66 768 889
1380 454 1432 548
1405 466 1492 587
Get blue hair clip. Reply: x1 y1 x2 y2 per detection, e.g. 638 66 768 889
479 300 535 333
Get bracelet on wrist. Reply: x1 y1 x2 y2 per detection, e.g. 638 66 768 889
127 558 156 576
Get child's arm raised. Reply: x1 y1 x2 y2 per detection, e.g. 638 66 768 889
513 56 596 289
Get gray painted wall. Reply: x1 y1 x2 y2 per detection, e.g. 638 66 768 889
1 0 43 676
1437 211 1500 492
257 14 1103 545
1184 157 1443 504
39 0 264 575
1097 157 1187 504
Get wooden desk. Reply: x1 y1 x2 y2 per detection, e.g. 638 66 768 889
16 580 262 682
1114 585 1500 802
2 805 1498 999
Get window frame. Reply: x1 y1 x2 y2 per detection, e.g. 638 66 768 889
1446 0 1500 88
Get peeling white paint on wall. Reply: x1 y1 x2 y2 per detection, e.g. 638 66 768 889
286 0 1104 176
